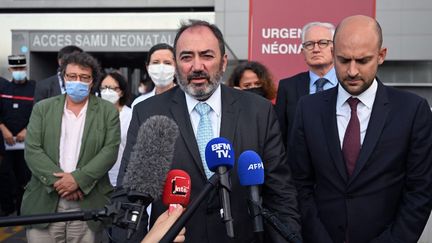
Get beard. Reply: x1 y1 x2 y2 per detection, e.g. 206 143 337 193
176 65 224 101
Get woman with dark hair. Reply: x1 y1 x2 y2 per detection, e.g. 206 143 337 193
99 71 132 186
227 61 276 100
132 43 176 108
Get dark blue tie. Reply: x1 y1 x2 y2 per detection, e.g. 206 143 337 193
315 78 329 93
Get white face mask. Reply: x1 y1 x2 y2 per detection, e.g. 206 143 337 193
101 88 120 104
147 64 175 87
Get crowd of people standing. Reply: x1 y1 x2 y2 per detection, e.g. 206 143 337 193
0 15 431 243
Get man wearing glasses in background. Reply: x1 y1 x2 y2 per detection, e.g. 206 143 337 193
275 21 337 146
22 52 120 243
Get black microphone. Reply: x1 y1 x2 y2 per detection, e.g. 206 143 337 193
205 137 235 238
238 150 264 233
119 115 179 239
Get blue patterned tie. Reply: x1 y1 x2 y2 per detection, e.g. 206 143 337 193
315 78 329 93
195 102 214 178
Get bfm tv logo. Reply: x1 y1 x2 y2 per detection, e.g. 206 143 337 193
211 143 232 158
171 176 190 196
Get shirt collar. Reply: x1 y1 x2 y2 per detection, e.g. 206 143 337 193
185 84 222 117
337 78 378 109
309 67 337 86
64 97 89 117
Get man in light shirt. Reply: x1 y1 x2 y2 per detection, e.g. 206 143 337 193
275 21 338 147
22 52 120 243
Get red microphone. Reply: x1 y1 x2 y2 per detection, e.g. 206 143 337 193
162 169 191 213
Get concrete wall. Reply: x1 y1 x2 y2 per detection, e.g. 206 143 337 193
376 0 432 60
0 12 214 79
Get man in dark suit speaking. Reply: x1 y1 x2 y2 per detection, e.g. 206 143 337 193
290 15 432 243
117 20 301 242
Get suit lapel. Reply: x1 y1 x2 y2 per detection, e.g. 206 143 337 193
219 85 239 146
296 72 310 98
52 95 66 165
170 88 206 178
322 88 348 182
350 81 390 181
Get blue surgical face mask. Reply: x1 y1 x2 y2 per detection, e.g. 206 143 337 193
65 81 90 103
12 71 27 81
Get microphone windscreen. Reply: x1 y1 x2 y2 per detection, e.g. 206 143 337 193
162 169 191 207
123 115 179 201
205 137 235 171
238 150 264 186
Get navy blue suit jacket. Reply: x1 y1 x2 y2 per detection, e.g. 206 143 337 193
275 72 310 147
291 80 432 243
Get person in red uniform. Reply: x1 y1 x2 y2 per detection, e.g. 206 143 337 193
0 55 35 216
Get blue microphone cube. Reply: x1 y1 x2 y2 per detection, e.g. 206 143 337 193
238 150 265 186
205 137 235 172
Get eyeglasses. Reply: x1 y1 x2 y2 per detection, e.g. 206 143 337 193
64 73 92 83
302 39 333 50
100 86 121 92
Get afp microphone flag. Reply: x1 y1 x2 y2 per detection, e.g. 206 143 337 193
238 150 264 186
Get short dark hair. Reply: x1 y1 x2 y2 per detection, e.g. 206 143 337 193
146 43 175 65
173 19 225 57
227 61 276 100
57 45 83 61
60 52 101 83
99 71 131 106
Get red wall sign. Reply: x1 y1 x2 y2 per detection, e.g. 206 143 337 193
249 0 376 84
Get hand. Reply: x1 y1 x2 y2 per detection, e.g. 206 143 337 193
15 128 27 143
53 172 79 197
141 204 185 243
63 189 84 201
1 126 14 145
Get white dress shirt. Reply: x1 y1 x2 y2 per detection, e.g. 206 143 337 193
59 100 88 173
109 105 132 186
336 79 378 148
185 85 222 138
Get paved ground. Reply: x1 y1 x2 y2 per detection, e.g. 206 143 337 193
0 226 26 242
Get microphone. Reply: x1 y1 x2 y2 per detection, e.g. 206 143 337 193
0 115 180 241
238 150 264 233
205 137 235 238
120 115 179 239
162 169 191 212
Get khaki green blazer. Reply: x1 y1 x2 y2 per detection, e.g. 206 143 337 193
22 94 120 231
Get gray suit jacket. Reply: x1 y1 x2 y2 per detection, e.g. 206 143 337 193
118 85 301 243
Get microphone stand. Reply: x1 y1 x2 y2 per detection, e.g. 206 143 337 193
160 174 219 243
217 167 235 238
0 191 150 240
246 197 264 243
256 202 302 243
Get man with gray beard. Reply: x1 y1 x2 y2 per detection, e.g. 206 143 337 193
117 20 301 243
